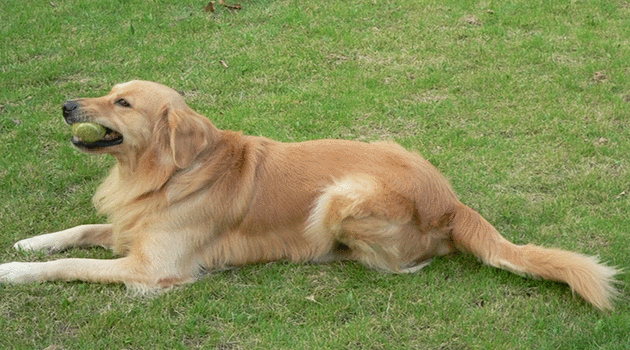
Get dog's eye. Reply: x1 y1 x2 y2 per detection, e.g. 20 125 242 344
116 99 132 108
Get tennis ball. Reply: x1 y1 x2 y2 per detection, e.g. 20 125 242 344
72 123 107 143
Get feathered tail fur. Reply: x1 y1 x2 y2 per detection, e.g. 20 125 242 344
450 204 619 310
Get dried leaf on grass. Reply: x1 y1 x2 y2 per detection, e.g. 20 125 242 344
207 0 242 12
305 295 322 305
227 4 243 10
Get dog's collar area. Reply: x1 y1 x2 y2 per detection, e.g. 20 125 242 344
71 126 124 149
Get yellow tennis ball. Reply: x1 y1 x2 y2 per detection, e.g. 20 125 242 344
72 123 107 143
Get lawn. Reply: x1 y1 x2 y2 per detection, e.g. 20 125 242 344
1 0 629 348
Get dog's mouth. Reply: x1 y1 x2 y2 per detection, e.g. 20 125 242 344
71 125 124 149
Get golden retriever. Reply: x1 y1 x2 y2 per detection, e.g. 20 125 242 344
0 80 618 310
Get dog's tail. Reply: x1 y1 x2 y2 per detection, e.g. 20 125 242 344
449 204 618 310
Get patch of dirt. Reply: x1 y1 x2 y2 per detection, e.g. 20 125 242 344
463 15 483 26
340 114 422 141
406 90 449 104
592 71 607 83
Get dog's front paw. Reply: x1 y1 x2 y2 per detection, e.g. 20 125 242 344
0 262 40 284
14 234 58 252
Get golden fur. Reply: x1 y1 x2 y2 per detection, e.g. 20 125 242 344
0 80 618 309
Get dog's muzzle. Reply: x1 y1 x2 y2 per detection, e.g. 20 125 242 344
62 100 124 149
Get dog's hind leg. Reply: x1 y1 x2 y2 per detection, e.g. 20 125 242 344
399 258 433 273
308 174 442 272
13 224 113 253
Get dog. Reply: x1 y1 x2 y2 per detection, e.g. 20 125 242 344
0 80 618 310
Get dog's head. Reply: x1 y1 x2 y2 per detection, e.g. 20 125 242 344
63 80 215 169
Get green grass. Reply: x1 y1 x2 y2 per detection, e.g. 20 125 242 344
1 0 629 348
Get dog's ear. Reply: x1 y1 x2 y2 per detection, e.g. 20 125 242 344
165 106 211 169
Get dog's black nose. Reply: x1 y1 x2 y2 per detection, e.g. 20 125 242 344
62 100 80 119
